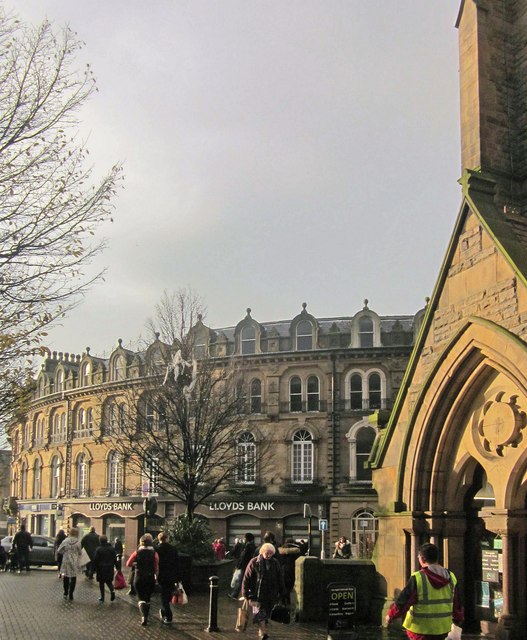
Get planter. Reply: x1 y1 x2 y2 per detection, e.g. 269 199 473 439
190 558 234 593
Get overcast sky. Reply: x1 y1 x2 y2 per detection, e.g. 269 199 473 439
14 0 462 357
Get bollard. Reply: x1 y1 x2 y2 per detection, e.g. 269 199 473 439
205 575 220 632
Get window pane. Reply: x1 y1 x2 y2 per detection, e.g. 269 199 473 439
359 317 374 348
290 377 302 412
350 374 363 410
368 373 381 409
241 325 256 355
307 376 319 411
296 320 313 351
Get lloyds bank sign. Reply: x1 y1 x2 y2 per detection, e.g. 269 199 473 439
208 501 275 512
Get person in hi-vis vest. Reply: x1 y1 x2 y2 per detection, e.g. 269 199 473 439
385 543 464 640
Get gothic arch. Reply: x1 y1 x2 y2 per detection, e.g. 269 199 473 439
396 317 527 515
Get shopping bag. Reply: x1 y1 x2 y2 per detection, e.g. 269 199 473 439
230 568 242 590
235 598 250 632
80 548 91 567
171 581 188 605
114 569 127 590
447 623 462 640
270 603 290 624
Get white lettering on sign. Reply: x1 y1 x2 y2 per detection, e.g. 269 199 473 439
89 502 134 511
208 502 275 512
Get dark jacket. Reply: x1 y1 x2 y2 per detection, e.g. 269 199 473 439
81 531 100 559
236 540 256 572
242 555 286 605
13 530 33 550
156 542 179 585
277 543 301 591
93 542 117 582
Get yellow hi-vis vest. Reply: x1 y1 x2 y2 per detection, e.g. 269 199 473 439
403 569 456 635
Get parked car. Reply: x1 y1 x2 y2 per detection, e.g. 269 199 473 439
1 534 56 566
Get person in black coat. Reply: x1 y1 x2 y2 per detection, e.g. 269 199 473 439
13 524 33 573
54 529 67 577
81 527 100 579
93 535 118 602
228 532 256 599
156 532 179 625
126 534 159 626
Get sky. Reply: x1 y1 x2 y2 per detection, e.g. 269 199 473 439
13 0 463 358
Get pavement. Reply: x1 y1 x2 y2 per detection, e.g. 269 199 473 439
0 567 482 640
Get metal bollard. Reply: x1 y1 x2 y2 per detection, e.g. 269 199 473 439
205 575 220 632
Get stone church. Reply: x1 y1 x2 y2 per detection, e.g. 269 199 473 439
372 2 527 639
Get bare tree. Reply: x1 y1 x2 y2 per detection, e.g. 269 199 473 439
145 287 207 345
105 291 264 521
0 9 122 422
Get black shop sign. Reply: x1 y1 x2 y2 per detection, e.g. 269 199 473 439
327 582 356 632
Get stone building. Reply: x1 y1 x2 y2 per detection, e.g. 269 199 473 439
8 302 420 560
372 2 527 639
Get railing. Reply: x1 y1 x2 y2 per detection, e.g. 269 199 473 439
73 428 93 439
338 398 389 412
50 432 66 444
279 400 327 413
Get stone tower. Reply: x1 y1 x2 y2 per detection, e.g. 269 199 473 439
457 0 527 212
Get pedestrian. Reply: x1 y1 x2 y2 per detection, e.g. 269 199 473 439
93 535 118 603
298 540 308 555
254 531 278 557
156 531 179 626
114 537 124 571
228 532 256 599
57 527 82 601
332 535 351 559
213 537 226 561
12 524 33 573
80 526 100 579
54 529 67 578
0 544 6 570
126 533 159 626
385 542 464 640
242 542 286 640
277 538 301 605
228 537 243 560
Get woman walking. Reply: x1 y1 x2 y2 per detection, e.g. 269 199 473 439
54 528 66 578
57 527 82 601
126 533 159 626
93 535 118 602
242 542 286 640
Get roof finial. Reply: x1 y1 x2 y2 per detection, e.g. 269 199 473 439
246 308 252 317
425 296 430 306
155 332 160 340
363 299 369 310
86 347 90 355
117 338 123 348
302 302 307 312
197 313 203 322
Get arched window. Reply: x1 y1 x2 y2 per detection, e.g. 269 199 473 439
108 452 122 496
351 509 378 559
56 370 64 393
76 454 88 497
292 429 313 483
113 355 126 381
52 413 66 443
236 432 256 484
20 462 28 499
87 408 93 434
36 417 45 445
289 376 302 412
51 456 61 498
306 376 320 412
143 455 160 495
33 459 41 498
368 373 382 409
350 373 363 410
359 317 374 348
106 401 118 436
119 404 127 431
296 320 313 351
23 423 31 449
81 362 91 387
249 379 262 414
355 427 376 481
145 400 156 431
76 408 86 437
241 325 256 355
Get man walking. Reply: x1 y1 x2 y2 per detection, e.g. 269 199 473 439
156 532 179 626
228 532 256 599
81 526 100 579
13 524 33 573
385 542 463 640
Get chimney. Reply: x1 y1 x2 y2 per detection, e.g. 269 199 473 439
456 0 527 211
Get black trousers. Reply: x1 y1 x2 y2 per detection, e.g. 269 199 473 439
134 576 155 603
17 547 30 571
159 581 174 622
63 576 77 596
99 578 114 598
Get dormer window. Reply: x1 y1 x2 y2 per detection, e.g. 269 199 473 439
359 317 374 348
56 370 64 393
241 325 256 355
81 362 91 387
113 355 126 381
296 320 313 351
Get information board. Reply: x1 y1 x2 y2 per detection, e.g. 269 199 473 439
481 549 500 583
327 582 356 632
